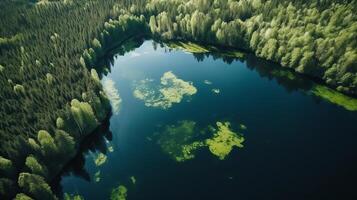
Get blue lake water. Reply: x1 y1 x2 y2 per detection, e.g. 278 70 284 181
58 40 357 200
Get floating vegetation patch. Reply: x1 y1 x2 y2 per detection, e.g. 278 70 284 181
133 71 197 109
311 85 357 111
108 146 114 153
94 153 107 166
130 176 136 184
157 120 204 162
240 124 247 130
206 122 245 160
157 121 246 162
166 41 210 53
212 89 220 94
110 185 127 200
64 193 84 200
103 78 122 114
94 170 101 182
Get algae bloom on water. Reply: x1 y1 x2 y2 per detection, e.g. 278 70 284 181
94 153 107 166
311 85 357 111
94 170 101 182
130 176 136 184
157 120 246 162
110 185 127 200
156 120 205 162
133 71 197 109
206 122 245 160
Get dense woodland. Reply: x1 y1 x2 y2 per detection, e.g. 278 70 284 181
0 0 356 199
139 0 357 95
0 0 146 199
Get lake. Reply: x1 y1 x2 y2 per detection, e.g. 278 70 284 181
56 39 357 200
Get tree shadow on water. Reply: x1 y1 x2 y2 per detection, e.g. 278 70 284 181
51 117 113 199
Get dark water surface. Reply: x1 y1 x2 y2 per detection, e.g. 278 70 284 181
58 40 357 200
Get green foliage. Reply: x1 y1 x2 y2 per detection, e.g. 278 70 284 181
28 138 40 152
17 173 56 200
84 91 111 120
91 69 100 84
1 0 356 198
14 193 34 200
142 0 357 95
25 155 47 177
92 38 103 55
13 84 25 95
0 156 13 177
311 85 357 111
0 178 16 199
70 99 99 135
54 129 75 158
110 185 128 200
46 73 54 85
0 0 123 177
56 117 65 129
37 130 57 157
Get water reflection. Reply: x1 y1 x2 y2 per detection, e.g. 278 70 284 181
94 37 147 77
52 119 112 199
57 38 357 199
161 40 357 111
103 78 122 115
96 38 357 111
64 193 84 200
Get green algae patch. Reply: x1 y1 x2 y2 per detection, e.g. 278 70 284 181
157 120 246 162
206 122 245 160
110 185 127 200
133 71 197 109
311 85 357 111
94 153 107 166
94 170 101 182
166 41 210 53
130 176 136 184
157 120 204 162
108 146 114 153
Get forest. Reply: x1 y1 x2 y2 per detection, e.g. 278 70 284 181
0 0 356 199
141 0 357 95
0 0 146 199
